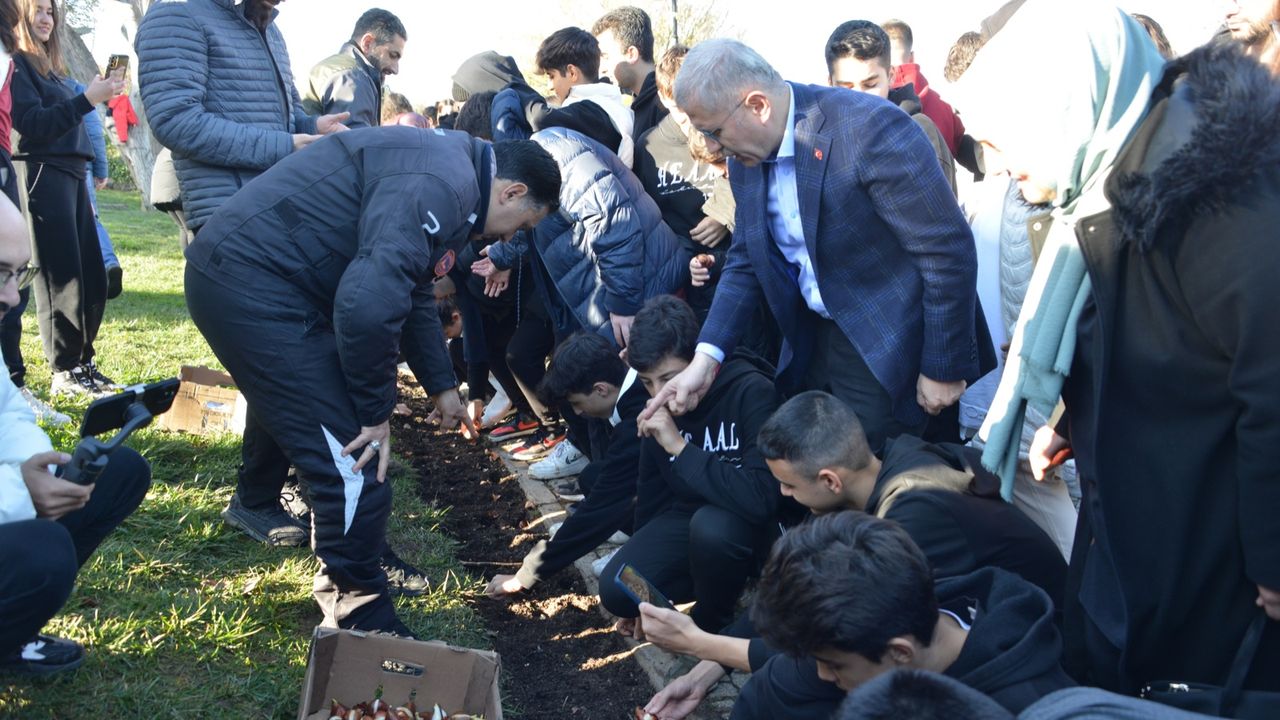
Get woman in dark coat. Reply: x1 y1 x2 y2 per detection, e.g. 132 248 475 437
11 0 123 396
960 2 1280 704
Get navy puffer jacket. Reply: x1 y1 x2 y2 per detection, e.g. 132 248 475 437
522 127 690 338
136 0 317 231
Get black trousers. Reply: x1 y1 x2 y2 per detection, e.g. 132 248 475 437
1 286 28 387
236 406 293 509
24 163 106 372
184 223 292 513
598 504 777 633
731 653 843 720
0 447 151 656
805 319 926 455
504 298 557 425
0 153 25 385
186 264 398 631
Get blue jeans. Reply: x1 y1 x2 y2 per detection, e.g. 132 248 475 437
84 165 118 269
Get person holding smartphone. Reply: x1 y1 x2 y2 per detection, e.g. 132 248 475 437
0 0 68 425
11 0 125 398
0 195 151 676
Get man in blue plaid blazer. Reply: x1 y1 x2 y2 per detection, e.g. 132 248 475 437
644 39 983 452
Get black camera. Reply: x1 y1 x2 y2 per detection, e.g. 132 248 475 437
58 378 181 485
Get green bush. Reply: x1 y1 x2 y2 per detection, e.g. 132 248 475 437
105 139 137 191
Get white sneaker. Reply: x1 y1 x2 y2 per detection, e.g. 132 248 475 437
529 439 589 480
480 387 513 429
19 388 72 426
591 548 619 577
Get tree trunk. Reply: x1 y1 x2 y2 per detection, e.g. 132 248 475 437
58 7 160 208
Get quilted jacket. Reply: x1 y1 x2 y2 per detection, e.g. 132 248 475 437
136 0 317 231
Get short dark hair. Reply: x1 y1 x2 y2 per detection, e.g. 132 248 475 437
838 669 1014 720
436 295 459 327
351 8 406 45
537 332 629 408
825 20 892 74
943 32 985 83
455 90 496 140
626 295 700 373
751 512 939 661
536 27 601 80
880 19 913 54
654 45 688 100
591 6 656 63
757 391 874 477
493 140 562 213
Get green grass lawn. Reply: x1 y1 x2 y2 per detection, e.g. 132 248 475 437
0 190 486 719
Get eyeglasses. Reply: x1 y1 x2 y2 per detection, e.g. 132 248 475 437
697 94 750 143
0 264 38 290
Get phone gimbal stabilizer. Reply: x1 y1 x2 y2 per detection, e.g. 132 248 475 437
58 378 181 486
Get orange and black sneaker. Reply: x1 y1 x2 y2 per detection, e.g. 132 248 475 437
488 414 540 441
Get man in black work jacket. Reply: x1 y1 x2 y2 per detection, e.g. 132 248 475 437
184 128 560 633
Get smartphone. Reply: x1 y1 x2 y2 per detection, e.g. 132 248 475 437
105 54 129 77
79 378 181 438
614 564 675 611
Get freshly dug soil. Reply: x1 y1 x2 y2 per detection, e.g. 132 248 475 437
394 388 650 719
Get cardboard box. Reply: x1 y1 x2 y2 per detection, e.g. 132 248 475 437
156 366 247 435
298 628 503 720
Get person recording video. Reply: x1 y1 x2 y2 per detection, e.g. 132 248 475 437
0 196 152 676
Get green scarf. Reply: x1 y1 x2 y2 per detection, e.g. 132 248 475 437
951 0 1168 499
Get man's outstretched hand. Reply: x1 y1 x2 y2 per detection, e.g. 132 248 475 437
428 388 479 440
639 353 719 421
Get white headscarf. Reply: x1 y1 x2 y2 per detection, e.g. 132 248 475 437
953 0 1168 497
953 0 1167 209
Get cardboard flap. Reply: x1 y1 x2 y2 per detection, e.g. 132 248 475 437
178 365 237 388
299 628 501 720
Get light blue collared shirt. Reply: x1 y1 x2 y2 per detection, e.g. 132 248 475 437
697 86 828 364
766 86 829 320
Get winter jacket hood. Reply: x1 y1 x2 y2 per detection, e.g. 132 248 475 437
942 568 1074 712
451 51 525 100
490 83 625 161
525 127 689 337
868 435 997 518
564 82 635 166
1109 42 1280 253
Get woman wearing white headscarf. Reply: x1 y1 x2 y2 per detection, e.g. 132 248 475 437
957 0 1280 700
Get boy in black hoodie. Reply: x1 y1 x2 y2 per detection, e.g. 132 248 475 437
745 513 1072 717
598 295 797 634
483 332 649 597
640 391 1067 720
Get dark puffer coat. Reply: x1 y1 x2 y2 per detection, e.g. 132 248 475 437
520 127 689 339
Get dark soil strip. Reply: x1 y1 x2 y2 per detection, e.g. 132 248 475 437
395 388 650 719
